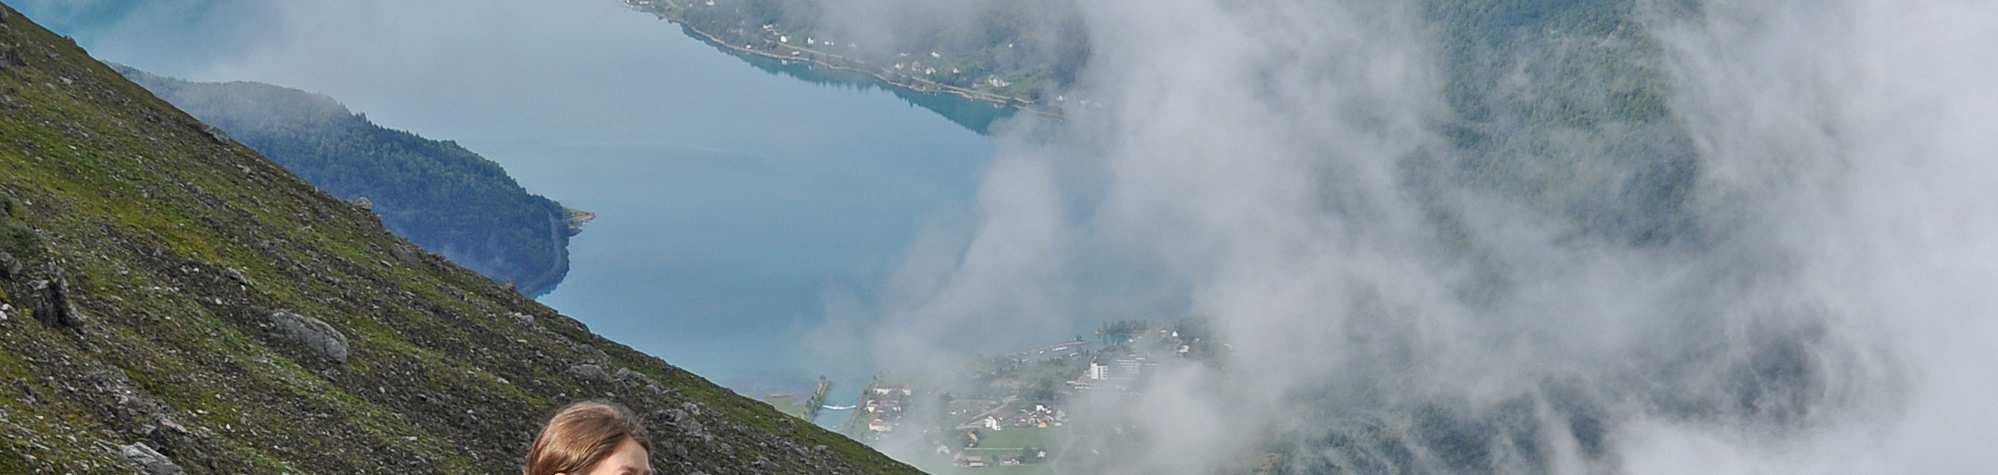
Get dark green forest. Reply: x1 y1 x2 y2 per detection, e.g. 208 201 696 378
114 66 575 295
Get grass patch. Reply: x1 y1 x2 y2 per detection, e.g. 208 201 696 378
976 427 1053 449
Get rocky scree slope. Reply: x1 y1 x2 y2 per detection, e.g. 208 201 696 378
0 4 914 474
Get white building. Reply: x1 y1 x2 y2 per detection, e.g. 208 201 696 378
983 415 1004 431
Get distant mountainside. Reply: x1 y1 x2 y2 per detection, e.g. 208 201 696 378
112 67 580 296
625 0 1089 111
637 0 1690 244
0 4 913 473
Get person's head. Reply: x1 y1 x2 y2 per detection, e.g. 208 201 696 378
524 401 652 475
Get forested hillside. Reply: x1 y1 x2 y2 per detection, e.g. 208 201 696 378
114 67 580 296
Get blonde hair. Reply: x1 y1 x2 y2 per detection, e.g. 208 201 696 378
523 401 651 475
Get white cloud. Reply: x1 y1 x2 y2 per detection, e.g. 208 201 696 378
851 0 1998 471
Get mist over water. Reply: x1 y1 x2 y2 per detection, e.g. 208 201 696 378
826 0 1998 471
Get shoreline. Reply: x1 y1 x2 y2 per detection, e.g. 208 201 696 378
514 205 576 297
563 207 597 235
633 4 1065 121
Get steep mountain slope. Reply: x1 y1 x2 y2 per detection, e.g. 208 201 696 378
0 4 913 474
113 67 580 297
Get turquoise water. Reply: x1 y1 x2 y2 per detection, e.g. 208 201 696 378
19 0 994 411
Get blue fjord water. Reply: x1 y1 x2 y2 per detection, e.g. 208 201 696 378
19 0 997 420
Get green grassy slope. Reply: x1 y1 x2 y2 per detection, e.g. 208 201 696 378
0 4 915 473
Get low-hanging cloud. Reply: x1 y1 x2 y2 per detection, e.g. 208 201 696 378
839 0 1998 472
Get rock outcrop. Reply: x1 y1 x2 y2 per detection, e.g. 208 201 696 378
0 250 19 280
119 443 184 475
269 311 350 364
564 363 611 382
222 267 252 287
31 266 83 328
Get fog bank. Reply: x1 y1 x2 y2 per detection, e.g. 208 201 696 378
839 0 1998 471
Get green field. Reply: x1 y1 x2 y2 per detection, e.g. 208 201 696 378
943 464 1055 475
976 427 1053 449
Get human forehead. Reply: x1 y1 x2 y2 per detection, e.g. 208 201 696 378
595 438 651 475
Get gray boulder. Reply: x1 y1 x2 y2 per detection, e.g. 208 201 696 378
0 250 19 279
613 368 672 394
612 367 649 384
119 443 184 475
564 364 610 382
0 46 21 71
666 407 713 442
270 311 350 364
32 266 83 328
198 124 232 144
389 244 423 266
222 267 252 287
